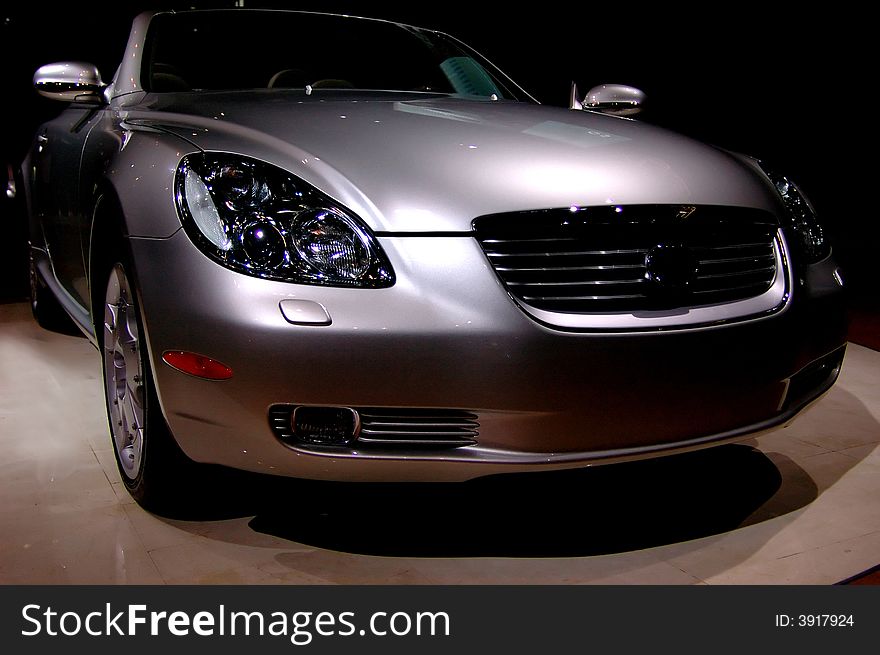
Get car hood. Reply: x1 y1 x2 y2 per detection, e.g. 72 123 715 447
124 91 779 232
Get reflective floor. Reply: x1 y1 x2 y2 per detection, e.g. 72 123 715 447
2 301 879 584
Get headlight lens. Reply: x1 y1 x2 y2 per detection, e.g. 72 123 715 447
175 154 394 287
759 162 829 264
291 208 374 279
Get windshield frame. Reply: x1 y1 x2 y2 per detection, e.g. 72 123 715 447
137 9 539 103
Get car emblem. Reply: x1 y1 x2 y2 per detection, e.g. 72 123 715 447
676 206 697 221
644 244 698 295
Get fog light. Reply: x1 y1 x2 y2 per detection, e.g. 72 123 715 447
292 406 359 445
162 351 233 380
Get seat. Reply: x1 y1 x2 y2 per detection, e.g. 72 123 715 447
310 79 355 89
267 69 308 89
150 63 191 92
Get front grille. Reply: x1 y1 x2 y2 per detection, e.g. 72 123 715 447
473 205 781 313
269 405 479 449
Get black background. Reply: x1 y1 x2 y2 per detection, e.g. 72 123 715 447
0 1 874 303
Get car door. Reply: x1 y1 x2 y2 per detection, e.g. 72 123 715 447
30 105 101 309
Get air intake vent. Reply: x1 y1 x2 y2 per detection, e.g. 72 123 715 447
269 405 479 449
357 408 479 446
473 205 781 314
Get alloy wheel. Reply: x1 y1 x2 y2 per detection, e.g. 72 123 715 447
103 263 145 480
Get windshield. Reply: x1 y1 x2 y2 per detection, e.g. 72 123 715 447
142 10 531 101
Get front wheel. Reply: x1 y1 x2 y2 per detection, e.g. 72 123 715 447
101 258 199 511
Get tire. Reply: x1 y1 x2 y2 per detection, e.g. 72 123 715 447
100 253 199 512
29 249 77 332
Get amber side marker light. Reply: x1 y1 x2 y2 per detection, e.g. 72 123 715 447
162 351 233 380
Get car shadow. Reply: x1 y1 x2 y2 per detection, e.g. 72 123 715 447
249 445 797 557
166 443 811 558
5 294 86 337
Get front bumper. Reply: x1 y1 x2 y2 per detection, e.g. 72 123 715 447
130 230 847 481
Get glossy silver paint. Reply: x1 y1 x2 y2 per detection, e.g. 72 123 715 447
23 9 847 483
121 92 784 234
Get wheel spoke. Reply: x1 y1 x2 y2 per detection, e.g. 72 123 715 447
103 263 146 481
103 302 118 352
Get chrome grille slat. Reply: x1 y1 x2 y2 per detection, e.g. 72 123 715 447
696 266 775 280
509 278 646 286
496 266 641 274
360 428 475 437
692 283 772 295
481 237 586 244
473 205 780 313
508 279 646 287
357 413 476 418
489 256 647 271
358 413 478 421
361 420 478 428
485 248 647 257
699 241 769 251
357 437 477 446
697 253 774 265
523 293 646 301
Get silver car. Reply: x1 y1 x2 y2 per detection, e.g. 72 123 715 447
23 9 847 510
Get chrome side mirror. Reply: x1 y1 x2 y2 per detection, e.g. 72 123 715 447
33 62 104 102
570 83 645 117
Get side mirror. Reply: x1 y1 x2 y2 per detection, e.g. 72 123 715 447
5 164 16 200
570 83 645 117
33 62 104 102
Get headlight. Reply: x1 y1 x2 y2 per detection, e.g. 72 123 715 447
758 162 829 264
175 153 395 287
